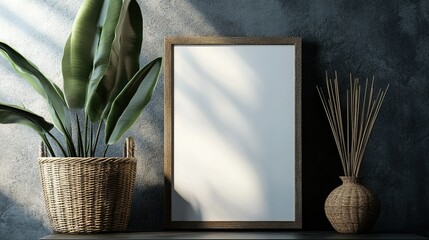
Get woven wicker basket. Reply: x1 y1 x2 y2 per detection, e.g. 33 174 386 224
38 137 137 234
324 176 380 233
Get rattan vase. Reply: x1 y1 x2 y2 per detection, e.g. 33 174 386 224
38 137 137 234
324 176 380 233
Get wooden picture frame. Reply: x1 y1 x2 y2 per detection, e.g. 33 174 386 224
164 37 302 229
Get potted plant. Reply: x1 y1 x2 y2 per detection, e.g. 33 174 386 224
0 0 161 234
316 72 389 233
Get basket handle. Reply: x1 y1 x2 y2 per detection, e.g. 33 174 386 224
40 142 47 158
124 137 135 158
39 137 135 158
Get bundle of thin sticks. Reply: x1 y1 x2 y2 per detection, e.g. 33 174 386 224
316 72 389 177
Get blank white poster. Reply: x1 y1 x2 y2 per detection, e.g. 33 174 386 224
172 45 295 221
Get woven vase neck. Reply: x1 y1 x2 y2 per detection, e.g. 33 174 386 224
340 176 360 184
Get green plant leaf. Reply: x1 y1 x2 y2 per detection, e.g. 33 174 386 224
86 0 142 122
0 103 54 134
105 57 161 144
75 114 84 157
0 42 71 137
62 0 123 108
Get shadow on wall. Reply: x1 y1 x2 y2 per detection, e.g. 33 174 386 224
127 99 164 230
0 191 49 239
181 1 429 233
301 40 429 233
135 0 429 233
171 189 202 222
128 184 164 230
300 41 344 230
370 81 429 234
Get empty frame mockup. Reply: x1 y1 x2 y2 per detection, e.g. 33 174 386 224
164 37 302 229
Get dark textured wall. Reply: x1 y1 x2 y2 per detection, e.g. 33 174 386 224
144 0 429 233
0 0 428 239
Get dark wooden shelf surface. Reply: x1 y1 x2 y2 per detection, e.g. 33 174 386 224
41 231 427 239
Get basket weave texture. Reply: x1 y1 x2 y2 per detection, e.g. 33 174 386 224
38 138 137 234
324 176 380 233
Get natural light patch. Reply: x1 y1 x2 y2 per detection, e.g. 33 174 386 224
0 0 71 50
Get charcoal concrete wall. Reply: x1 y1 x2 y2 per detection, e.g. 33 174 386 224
0 0 428 239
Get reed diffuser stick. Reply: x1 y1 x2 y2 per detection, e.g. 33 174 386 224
316 72 389 177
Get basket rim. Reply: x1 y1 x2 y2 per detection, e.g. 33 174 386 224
38 157 136 163
38 157 136 159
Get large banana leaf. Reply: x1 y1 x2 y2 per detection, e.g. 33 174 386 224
0 42 71 137
0 103 53 134
86 0 142 122
62 0 123 108
105 57 161 144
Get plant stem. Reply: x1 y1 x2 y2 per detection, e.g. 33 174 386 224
46 131 68 157
75 113 84 157
83 115 88 157
92 121 103 156
103 144 110 157
51 107 76 156
89 122 93 157
40 134 55 157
